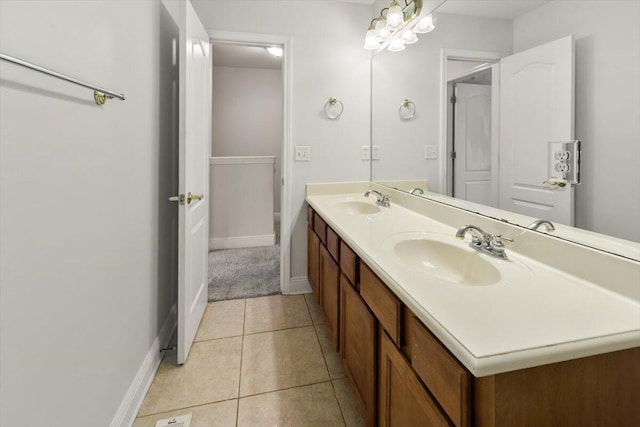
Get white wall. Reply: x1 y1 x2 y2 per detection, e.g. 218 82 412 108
0 1 178 425
211 65 283 213
210 157 275 248
514 0 640 242
191 0 372 278
371 13 512 191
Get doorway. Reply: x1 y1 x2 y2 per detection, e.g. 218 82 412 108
207 41 284 301
446 62 497 207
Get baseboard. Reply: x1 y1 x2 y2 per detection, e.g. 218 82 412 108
109 304 177 427
209 233 275 250
287 276 312 295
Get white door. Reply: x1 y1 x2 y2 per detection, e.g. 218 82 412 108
453 83 493 206
499 35 574 225
176 1 211 365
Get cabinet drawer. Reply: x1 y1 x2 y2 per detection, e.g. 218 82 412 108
313 212 327 244
411 317 471 427
339 241 358 286
359 263 401 344
307 205 314 227
327 227 340 261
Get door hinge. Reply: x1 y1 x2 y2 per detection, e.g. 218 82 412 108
451 151 457 160
450 95 457 104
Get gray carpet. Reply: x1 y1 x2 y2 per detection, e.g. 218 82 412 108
207 243 281 302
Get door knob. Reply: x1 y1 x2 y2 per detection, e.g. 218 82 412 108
187 192 204 203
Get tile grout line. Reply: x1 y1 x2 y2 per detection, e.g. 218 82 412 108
329 379 349 427
312 323 348 426
238 379 336 400
236 298 247 427
135 397 239 420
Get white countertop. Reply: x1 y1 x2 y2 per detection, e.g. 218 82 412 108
306 192 640 377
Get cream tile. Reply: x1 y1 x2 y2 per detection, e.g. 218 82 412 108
305 293 326 325
238 382 344 427
240 326 329 396
244 294 312 334
332 378 366 427
138 337 242 416
195 299 245 342
315 324 345 379
133 399 237 427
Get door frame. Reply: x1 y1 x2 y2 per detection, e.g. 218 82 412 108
439 49 505 196
207 30 293 294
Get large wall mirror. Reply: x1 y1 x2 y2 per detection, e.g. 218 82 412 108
371 0 640 260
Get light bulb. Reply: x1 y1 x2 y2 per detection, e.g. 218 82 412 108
401 29 418 45
375 18 391 41
388 38 406 52
364 29 380 50
386 1 404 29
414 14 435 34
266 46 283 57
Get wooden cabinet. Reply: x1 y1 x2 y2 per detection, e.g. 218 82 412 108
307 206 640 427
379 329 450 427
307 226 320 300
360 263 401 344
411 317 471 427
340 241 358 286
320 244 340 351
341 276 377 427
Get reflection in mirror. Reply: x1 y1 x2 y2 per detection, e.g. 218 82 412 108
371 0 640 260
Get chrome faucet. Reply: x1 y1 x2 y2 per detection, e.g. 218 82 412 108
364 190 391 207
456 224 513 259
527 219 555 232
409 187 424 195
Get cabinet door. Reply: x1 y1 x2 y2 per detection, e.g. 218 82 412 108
320 244 340 351
341 278 377 426
307 226 320 301
379 330 450 427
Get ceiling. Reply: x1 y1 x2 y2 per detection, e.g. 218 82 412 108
437 0 551 19
212 43 282 70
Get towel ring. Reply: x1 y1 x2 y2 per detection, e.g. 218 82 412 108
325 97 344 119
399 99 416 120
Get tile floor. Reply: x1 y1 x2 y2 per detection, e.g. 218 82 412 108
134 294 365 427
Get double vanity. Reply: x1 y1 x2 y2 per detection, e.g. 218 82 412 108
306 182 640 426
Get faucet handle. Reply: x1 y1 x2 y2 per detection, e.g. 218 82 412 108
489 234 513 256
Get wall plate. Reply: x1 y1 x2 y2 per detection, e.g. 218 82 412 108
548 140 580 184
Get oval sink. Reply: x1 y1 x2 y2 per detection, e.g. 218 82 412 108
333 201 381 215
394 239 501 286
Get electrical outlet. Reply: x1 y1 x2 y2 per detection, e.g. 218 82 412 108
361 146 371 160
424 145 437 159
372 145 380 160
295 146 310 161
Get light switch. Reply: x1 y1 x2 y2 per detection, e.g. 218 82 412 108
372 145 380 160
424 145 437 160
295 146 310 161
361 146 371 160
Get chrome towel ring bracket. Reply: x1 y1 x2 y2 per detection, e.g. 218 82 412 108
399 98 416 120
324 97 344 119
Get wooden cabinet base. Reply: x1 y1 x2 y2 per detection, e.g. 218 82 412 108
473 347 640 426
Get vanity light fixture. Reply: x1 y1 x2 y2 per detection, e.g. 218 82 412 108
387 0 405 29
363 0 435 52
266 46 283 57
414 14 435 33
